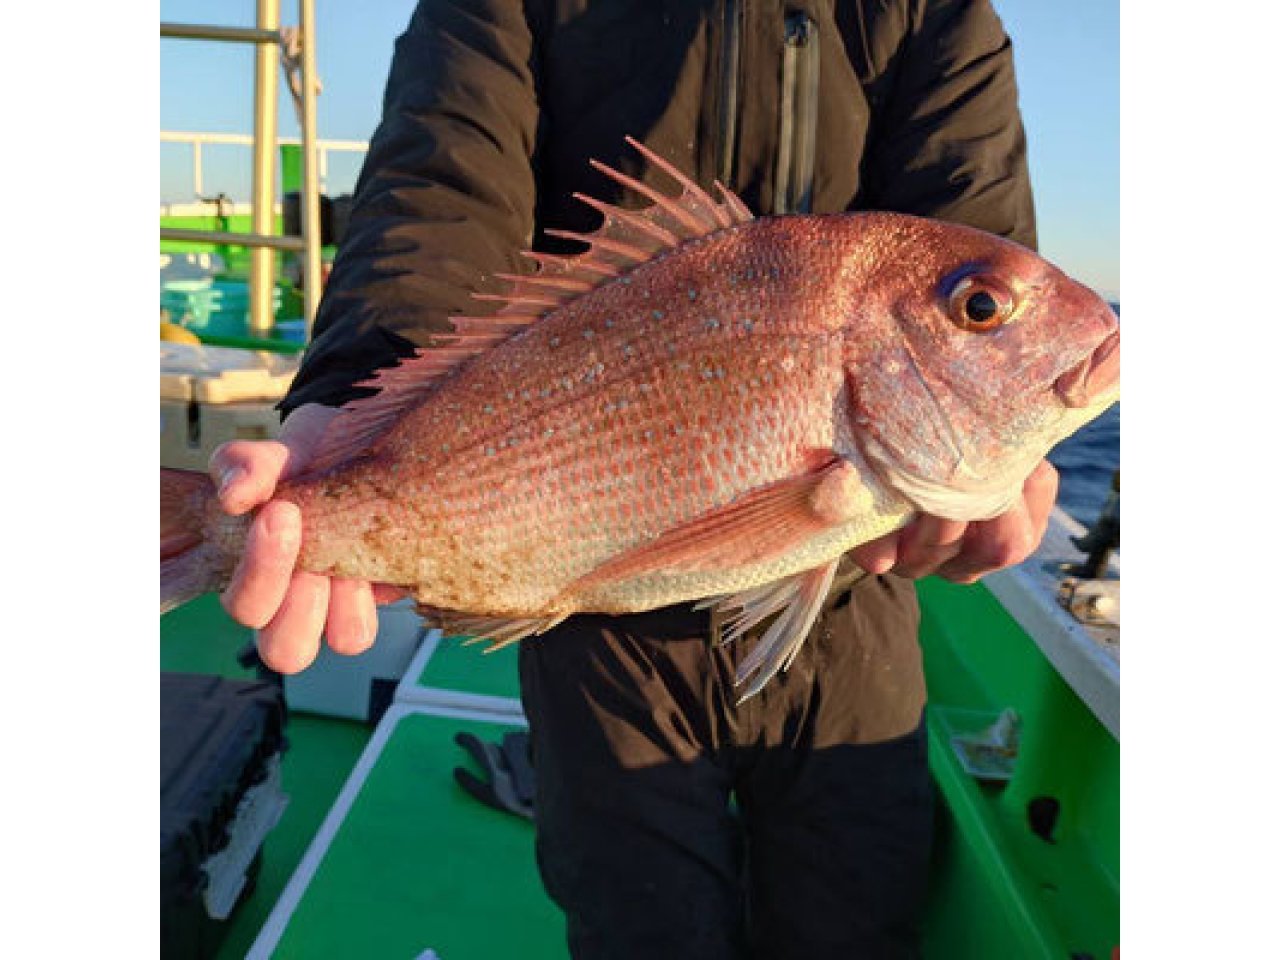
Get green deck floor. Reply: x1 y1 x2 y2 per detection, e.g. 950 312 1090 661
163 581 1117 958
266 709 564 958
411 632 523 700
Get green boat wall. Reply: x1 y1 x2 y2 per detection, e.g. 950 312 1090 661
918 578 1119 959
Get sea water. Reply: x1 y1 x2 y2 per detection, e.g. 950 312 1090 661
1048 401 1119 527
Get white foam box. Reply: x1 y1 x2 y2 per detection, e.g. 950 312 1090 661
161 371 194 402
283 601 427 724
160 343 298 470
161 398 201 470
161 398 284 471
160 342 299 404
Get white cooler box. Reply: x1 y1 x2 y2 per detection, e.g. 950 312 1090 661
160 342 299 470
282 600 427 724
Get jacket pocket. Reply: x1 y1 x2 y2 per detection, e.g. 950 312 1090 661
715 0 743 185
774 10 820 214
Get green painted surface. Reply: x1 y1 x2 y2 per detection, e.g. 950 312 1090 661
160 593 257 679
916 577 1120 960
271 711 565 959
161 596 373 960
221 714 371 960
160 214 280 279
160 580 1118 958
280 145 303 195
414 634 523 700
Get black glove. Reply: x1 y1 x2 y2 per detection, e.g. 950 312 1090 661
452 731 535 820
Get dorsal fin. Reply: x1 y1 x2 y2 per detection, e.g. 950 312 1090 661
305 137 755 474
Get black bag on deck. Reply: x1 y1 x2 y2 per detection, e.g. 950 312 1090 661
160 673 288 959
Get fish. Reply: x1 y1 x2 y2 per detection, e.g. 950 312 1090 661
161 137 1120 699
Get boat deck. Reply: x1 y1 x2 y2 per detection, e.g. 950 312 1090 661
162 530 1118 958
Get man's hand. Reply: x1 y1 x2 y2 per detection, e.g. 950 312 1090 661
210 403 404 674
849 460 1059 584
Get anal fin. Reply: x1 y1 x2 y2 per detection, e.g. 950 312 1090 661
423 610 568 653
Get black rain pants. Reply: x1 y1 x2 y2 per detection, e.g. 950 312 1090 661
518 573 933 960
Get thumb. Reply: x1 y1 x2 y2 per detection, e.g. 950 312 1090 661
210 404 338 515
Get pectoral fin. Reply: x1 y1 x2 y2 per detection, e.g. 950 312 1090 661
702 560 840 702
567 456 867 595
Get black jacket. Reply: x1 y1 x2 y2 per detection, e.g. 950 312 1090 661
279 0 1037 741
281 0 1035 416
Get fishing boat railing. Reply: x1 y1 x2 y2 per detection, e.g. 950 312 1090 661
160 0 324 339
159 131 369 204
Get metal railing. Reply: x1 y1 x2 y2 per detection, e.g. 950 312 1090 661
159 130 368 200
160 0 323 337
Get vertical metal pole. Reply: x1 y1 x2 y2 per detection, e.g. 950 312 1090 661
193 140 204 197
298 0 323 338
250 0 281 336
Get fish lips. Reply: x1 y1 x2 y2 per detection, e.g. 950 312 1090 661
1054 329 1119 408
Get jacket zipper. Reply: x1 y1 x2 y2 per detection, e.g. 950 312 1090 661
716 0 743 186
774 11 819 214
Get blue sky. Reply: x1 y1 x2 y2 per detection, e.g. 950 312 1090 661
160 0 1119 298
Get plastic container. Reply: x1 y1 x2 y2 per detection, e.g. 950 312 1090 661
284 600 427 724
160 398 197 469
272 319 307 344
161 278 216 329
930 705 1020 782
161 673 290 959
162 278 286 338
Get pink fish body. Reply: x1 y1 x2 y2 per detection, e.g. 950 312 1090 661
162 139 1119 697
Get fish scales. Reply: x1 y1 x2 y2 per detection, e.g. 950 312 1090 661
290 219 867 615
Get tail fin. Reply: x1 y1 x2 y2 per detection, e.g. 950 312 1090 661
161 469 226 614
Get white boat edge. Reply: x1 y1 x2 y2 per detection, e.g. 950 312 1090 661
984 505 1119 739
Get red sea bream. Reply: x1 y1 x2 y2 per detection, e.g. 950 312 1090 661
161 139 1120 698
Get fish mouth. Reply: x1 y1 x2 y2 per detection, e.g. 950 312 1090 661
1054 329 1120 408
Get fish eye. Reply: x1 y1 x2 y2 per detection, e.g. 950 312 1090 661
946 275 1016 332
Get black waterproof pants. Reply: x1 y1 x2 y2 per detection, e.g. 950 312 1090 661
518 574 933 960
